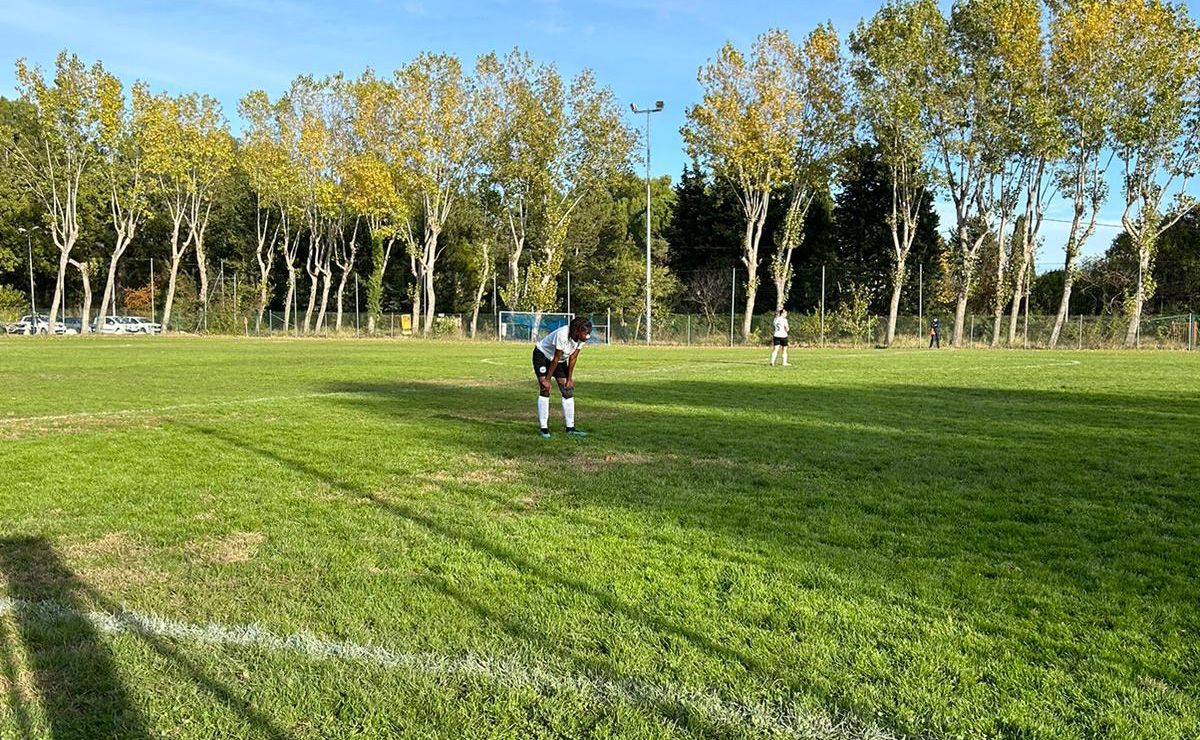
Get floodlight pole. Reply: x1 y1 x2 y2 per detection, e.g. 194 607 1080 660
631 101 663 345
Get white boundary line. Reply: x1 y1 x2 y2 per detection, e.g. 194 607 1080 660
0 392 356 426
0 596 897 739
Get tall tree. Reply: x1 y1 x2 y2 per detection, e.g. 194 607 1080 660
1108 0 1200 345
239 89 299 331
141 90 234 331
1046 0 1118 348
684 29 813 337
769 24 853 315
950 0 1061 347
7 52 104 333
345 71 409 335
851 1 943 345
477 50 633 313
831 143 943 314
94 76 152 333
395 54 480 333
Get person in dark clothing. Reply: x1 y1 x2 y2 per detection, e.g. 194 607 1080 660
929 317 940 349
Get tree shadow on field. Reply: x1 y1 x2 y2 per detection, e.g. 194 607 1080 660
322 377 1200 578
182 419 779 738
192 376 1200 736
0 537 293 740
0 536 148 739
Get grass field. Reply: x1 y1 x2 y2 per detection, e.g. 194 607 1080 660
0 337 1197 739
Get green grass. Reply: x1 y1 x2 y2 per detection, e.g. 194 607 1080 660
0 337 1197 739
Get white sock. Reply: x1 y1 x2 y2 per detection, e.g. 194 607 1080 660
562 397 575 428
537 396 550 428
782 350 789 365
770 347 778 365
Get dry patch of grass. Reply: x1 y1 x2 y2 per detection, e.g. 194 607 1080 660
0 414 167 440
185 532 265 565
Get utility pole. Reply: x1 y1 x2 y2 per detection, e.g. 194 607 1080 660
631 100 663 344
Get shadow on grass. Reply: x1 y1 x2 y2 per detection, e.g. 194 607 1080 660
0 537 292 740
184 374 1200 736
0 536 149 739
183 419 782 738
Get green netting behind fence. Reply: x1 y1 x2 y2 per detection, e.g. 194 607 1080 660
162 310 1195 350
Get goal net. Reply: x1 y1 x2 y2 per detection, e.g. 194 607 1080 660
498 311 573 343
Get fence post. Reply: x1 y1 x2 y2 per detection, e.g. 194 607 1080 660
607 308 611 345
1078 314 1083 351
820 264 826 348
687 313 691 346
970 314 975 348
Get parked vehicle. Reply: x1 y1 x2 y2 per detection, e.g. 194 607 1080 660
117 315 162 334
63 317 83 334
91 315 126 335
8 314 72 335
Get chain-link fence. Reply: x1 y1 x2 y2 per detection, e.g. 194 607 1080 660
119 308 1198 350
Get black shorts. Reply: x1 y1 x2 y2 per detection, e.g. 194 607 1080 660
532 348 569 380
772 336 789 347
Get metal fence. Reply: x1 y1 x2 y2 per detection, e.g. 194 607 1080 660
111 308 1198 350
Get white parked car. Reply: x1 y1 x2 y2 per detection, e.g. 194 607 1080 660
117 315 162 335
8 314 73 335
91 315 127 335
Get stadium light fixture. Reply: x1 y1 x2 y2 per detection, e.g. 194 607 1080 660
631 101 664 345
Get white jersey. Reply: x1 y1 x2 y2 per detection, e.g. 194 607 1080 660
536 325 584 361
773 316 789 338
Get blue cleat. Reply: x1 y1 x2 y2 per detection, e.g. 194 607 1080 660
566 428 588 437
539 428 551 439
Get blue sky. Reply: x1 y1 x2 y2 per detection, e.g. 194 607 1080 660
0 0 1183 264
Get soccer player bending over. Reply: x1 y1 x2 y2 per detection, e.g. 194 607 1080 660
533 317 592 439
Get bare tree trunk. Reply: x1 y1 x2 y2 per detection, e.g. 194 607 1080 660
48 247 70 333
333 219 359 333
97 223 135 333
886 262 906 346
422 229 441 335
335 271 349 332
303 233 321 334
254 208 277 331
195 233 209 318
279 217 299 334
163 256 184 332
303 266 319 334
409 251 421 336
470 243 491 339
69 258 92 332
740 192 769 338
1049 270 1075 349
1049 171 1100 349
315 266 332 333
283 270 296 334
989 240 1010 348
160 213 189 332
1124 241 1151 347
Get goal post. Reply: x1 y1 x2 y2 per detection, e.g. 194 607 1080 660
498 311 573 343
497 311 611 345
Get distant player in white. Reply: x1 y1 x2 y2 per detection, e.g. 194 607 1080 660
770 309 790 366
533 317 592 438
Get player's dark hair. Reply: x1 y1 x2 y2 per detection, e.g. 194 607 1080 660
570 316 592 335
